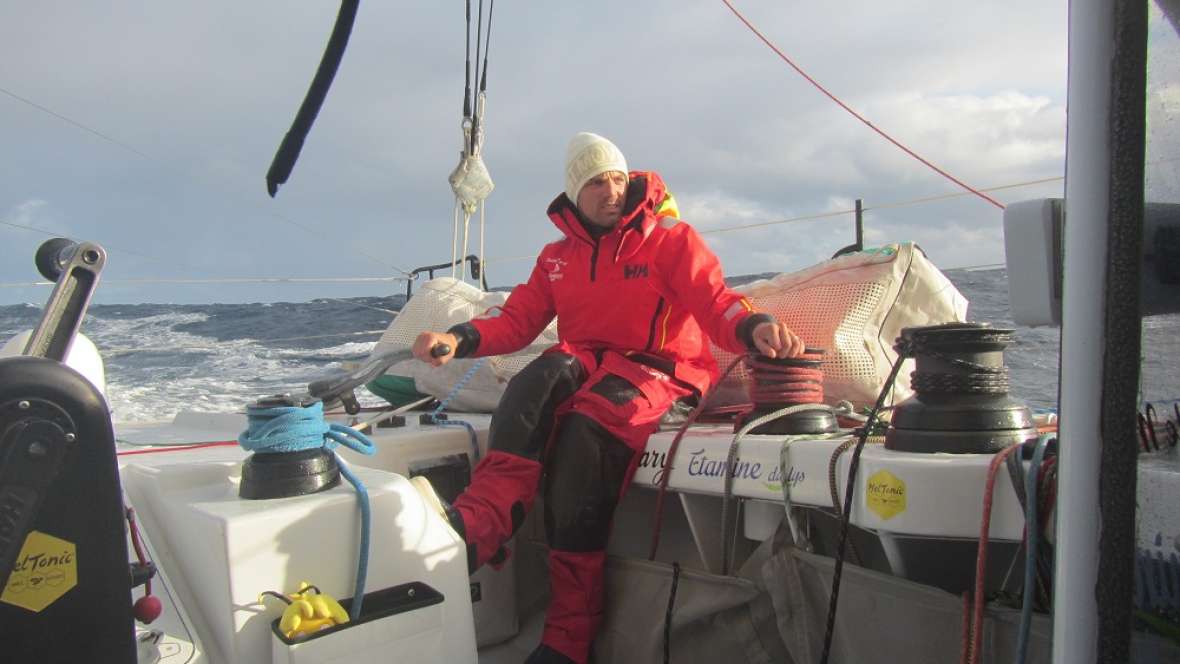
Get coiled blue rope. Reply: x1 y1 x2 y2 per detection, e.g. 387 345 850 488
429 358 486 462
239 400 376 620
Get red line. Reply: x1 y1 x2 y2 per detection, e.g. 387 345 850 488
125 507 152 594
721 0 1006 210
117 441 239 456
967 444 1022 663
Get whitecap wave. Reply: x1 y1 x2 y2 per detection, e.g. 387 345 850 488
93 312 380 423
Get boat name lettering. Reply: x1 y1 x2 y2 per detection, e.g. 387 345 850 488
687 449 762 480
767 463 806 487
637 448 803 486
638 449 670 485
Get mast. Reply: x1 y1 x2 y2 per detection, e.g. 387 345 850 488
1054 1 1146 662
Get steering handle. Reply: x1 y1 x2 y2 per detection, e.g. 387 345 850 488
305 348 414 409
302 343 455 414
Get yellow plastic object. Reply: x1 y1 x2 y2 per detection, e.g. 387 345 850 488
263 582 350 641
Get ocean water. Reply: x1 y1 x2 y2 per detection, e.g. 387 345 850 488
0 269 1176 423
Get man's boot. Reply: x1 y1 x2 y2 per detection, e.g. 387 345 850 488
410 474 506 574
524 643 577 664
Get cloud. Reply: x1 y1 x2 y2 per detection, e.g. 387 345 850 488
677 191 871 277
0 0 1076 303
5 199 51 228
2 198 84 249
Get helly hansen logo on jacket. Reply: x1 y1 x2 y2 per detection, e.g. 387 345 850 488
624 263 649 280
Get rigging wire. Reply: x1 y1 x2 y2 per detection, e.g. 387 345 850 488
479 1 494 93
0 276 406 294
698 176 1062 236
5 275 406 287
463 0 473 121
0 85 412 279
479 175 1061 271
5 67 1059 292
472 0 485 152
448 0 496 286
720 0 1007 210
0 218 176 270
481 177 1062 262
2 172 1045 291
1 87 151 159
868 177 1062 212
469 0 495 154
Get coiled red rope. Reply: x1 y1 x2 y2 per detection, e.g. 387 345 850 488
746 351 826 406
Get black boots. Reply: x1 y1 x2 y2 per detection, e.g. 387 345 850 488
524 643 577 664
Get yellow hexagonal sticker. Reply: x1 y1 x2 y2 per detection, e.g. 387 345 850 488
865 469 907 520
2 530 77 612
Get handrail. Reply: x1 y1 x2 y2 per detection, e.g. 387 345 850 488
405 254 488 298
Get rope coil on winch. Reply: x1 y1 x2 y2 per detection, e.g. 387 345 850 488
746 350 827 405
910 370 1009 394
905 330 1013 395
238 400 376 620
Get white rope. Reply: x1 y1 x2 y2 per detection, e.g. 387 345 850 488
479 198 487 290
452 199 462 280
462 209 472 281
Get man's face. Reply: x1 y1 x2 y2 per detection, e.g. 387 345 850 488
576 171 628 229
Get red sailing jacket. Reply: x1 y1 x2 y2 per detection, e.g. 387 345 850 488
463 171 764 395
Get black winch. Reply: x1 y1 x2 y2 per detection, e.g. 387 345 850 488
885 323 1037 454
238 394 342 500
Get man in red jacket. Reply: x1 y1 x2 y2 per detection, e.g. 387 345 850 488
413 132 802 663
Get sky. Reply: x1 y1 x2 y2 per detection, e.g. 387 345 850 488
1 1 1075 305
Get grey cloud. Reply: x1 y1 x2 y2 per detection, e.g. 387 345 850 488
2 0 1071 304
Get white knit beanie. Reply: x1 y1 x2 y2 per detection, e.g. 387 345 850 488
564 132 628 205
